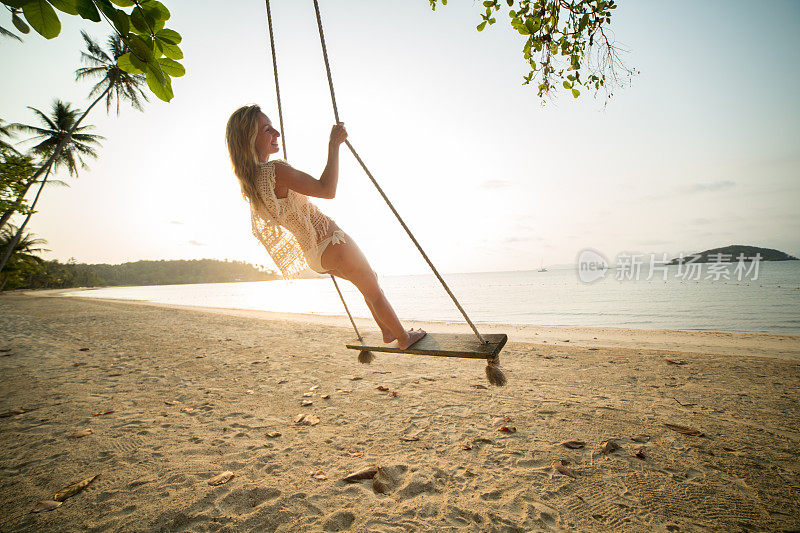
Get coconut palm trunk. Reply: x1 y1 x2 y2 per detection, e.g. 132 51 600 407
0 85 111 275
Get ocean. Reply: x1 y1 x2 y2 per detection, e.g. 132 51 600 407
62 262 800 335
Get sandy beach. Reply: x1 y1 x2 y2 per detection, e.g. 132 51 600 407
1 290 799 532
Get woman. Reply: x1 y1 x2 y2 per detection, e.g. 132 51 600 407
226 104 425 350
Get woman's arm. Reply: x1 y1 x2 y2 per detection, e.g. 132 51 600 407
274 123 347 199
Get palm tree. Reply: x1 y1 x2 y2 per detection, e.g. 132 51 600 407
76 31 148 115
0 31 147 273
0 224 48 292
14 100 104 177
0 100 103 274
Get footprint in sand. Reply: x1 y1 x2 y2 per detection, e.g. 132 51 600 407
322 510 355 532
218 486 282 514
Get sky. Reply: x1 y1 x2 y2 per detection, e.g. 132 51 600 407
1 0 799 275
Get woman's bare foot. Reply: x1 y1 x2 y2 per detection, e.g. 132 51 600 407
382 331 397 343
397 328 426 350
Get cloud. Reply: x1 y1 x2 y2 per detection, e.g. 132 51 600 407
479 180 514 189
188 240 206 246
169 220 183 225
683 180 736 193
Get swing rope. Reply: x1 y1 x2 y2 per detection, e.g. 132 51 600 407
266 0 486 347
265 0 362 343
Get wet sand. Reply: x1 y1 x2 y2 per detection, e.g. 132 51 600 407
1 291 798 532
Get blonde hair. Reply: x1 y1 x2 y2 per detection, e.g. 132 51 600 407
226 104 265 209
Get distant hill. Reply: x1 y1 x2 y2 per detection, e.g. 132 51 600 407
5 258 281 291
669 245 798 265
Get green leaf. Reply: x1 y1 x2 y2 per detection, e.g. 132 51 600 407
130 4 154 34
571 87 580 98
117 52 143 74
74 0 99 22
107 7 129 34
562 80 571 89
524 18 536 34
142 0 169 21
127 33 154 63
155 38 182 60
578 13 589 33
476 20 486 32
22 0 60 39
145 64 173 101
109 0 134 5
482 1 493 6
155 27 180 44
156 56 184 77
12 12 30 33
48 0 78 15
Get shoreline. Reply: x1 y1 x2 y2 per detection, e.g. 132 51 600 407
18 287 800 361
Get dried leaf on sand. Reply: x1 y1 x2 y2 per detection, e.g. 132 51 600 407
31 500 62 513
633 448 646 459
68 428 93 439
666 359 686 365
295 414 320 426
179 407 194 413
321 394 330 400
310 470 327 480
499 426 517 433
0 409 25 418
347 451 364 458
343 467 378 483
164 401 179 406
461 443 473 450
561 439 586 449
54 474 99 502
599 440 620 454
551 459 576 478
92 409 114 416
665 423 704 437
300 400 313 407
78 348 90 352
472 384 488 390
207 471 235 486
376 386 389 392
630 434 651 443
266 432 281 438
399 435 419 442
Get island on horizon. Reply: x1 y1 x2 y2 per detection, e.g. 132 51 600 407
669 245 798 265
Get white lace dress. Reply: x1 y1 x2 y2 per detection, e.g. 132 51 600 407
249 159 339 279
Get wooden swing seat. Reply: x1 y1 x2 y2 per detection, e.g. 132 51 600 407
346 333 507 360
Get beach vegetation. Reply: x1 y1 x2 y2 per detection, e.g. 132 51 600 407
1 0 182 102
0 100 103 273
0 223 48 291
1 257 280 291
1 30 149 275
429 0 636 100
0 146 35 220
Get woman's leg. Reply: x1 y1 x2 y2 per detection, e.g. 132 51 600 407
322 238 425 350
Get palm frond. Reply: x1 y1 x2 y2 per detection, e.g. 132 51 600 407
25 106 57 130
0 24 22 42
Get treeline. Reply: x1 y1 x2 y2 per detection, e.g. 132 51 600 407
7 258 280 290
